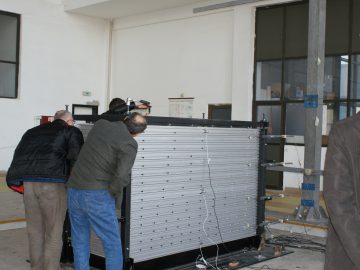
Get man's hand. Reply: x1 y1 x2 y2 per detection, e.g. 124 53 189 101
135 103 150 109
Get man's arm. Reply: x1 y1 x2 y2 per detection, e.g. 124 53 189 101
109 142 138 198
324 125 360 268
6 131 29 192
66 128 84 169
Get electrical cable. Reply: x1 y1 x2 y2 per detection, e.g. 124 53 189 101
204 128 225 246
205 128 251 263
266 234 326 253
196 128 221 270
196 128 242 270
294 146 303 190
293 146 310 235
200 191 220 270
197 128 267 269
263 222 274 238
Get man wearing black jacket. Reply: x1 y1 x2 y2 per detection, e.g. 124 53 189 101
6 110 84 270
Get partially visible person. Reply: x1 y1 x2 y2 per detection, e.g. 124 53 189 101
323 112 360 270
67 112 147 270
103 97 151 116
6 110 84 270
108 97 126 112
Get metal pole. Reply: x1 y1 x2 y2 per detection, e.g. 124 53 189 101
296 0 328 223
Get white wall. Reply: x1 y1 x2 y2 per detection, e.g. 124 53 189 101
109 0 314 191
110 0 294 119
0 0 310 192
0 0 109 170
111 10 234 118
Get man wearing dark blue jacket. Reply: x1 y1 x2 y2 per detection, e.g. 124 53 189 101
6 110 84 270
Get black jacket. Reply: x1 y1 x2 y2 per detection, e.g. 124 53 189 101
6 119 84 192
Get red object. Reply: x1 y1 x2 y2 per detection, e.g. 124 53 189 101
40 116 53 124
8 184 24 194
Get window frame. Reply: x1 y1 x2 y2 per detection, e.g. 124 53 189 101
208 104 232 120
253 0 359 189
253 0 360 144
0 10 20 99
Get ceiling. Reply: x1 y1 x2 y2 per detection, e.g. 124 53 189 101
63 0 210 19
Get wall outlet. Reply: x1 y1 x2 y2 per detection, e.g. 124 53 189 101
82 91 91 96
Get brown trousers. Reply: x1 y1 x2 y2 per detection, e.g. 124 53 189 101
23 181 67 270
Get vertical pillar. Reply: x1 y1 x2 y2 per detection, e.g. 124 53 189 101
297 0 328 222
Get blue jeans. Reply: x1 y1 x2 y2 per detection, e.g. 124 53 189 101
68 188 123 270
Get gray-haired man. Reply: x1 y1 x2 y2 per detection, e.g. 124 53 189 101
7 110 84 270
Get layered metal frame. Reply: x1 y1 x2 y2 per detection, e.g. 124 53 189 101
73 116 266 270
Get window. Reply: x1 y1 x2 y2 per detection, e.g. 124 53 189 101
350 55 360 99
208 104 232 120
0 11 20 98
254 0 360 137
254 0 360 188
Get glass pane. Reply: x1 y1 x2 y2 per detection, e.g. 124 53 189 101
284 59 307 100
209 106 231 120
352 0 360 53
255 7 284 61
257 105 281 135
255 61 282 101
324 56 348 99
0 14 18 62
349 102 360 117
350 54 360 99
324 103 347 135
285 103 305 136
325 0 350 55
285 3 308 58
265 144 283 189
0 62 16 98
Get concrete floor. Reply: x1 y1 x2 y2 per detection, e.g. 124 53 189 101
0 228 29 270
0 180 326 270
0 192 25 221
241 247 325 270
0 226 325 270
241 228 325 270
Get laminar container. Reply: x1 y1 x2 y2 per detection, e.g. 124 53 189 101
75 116 265 270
